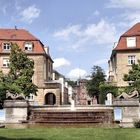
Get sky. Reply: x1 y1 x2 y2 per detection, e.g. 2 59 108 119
1 0 140 80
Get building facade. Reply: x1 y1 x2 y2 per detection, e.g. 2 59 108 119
52 70 69 105
74 79 95 105
0 28 68 105
108 23 140 87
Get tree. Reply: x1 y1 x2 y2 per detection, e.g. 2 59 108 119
0 72 7 108
67 80 77 87
123 60 140 93
86 66 106 103
0 43 38 105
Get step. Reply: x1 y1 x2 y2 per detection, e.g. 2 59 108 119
30 112 109 116
28 110 113 124
30 115 107 118
31 120 104 123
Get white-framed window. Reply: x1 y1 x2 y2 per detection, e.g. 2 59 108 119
128 55 135 65
24 42 33 51
3 58 10 67
126 37 136 47
3 42 11 50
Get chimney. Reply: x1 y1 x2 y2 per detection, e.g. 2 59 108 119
15 26 17 30
44 46 49 54
113 42 118 48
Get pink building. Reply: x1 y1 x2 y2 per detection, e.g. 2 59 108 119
74 79 96 105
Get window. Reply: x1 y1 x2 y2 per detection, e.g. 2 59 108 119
24 42 33 51
3 58 10 67
3 42 11 50
128 55 135 65
127 37 136 47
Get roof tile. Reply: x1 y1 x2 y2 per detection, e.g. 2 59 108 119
0 28 46 54
114 23 140 51
0 28 38 40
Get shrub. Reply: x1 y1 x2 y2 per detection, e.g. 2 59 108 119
99 82 118 104
134 120 140 128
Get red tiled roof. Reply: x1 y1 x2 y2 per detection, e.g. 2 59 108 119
0 28 38 40
0 28 51 56
122 22 140 37
114 23 140 51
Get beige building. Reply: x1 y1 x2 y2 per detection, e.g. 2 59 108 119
52 70 69 105
108 23 140 87
0 28 68 105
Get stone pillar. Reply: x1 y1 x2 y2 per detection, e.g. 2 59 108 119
105 93 113 105
71 99 76 111
4 100 28 123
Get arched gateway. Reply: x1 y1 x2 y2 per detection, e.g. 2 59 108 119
45 93 56 105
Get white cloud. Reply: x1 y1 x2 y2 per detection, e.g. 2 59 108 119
106 0 140 28
53 58 71 68
53 19 118 51
107 0 140 9
68 68 87 79
1 2 12 15
122 11 140 26
20 5 40 24
94 59 108 65
53 25 81 39
93 10 100 16
15 0 21 11
2 5 7 15
84 19 117 44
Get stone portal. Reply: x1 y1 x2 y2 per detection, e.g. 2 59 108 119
45 93 56 105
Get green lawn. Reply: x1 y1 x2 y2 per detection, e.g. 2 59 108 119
0 125 140 140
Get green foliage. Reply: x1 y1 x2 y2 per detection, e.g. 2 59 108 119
134 120 140 128
0 88 6 108
0 44 38 105
86 66 106 103
8 44 38 96
124 60 140 81
67 80 77 87
123 60 140 93
99 82 118 104
0 71 7 107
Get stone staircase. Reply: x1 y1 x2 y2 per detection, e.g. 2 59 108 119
29 109 113 123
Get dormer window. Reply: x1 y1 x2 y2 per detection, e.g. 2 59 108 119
126 37 136 47
3 42 11 50
24 42 33 51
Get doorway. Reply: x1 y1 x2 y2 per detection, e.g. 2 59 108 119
45 93 56 105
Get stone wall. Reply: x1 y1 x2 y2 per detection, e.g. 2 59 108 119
4 100 28 123
29 55 46 87
113 99 140 127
